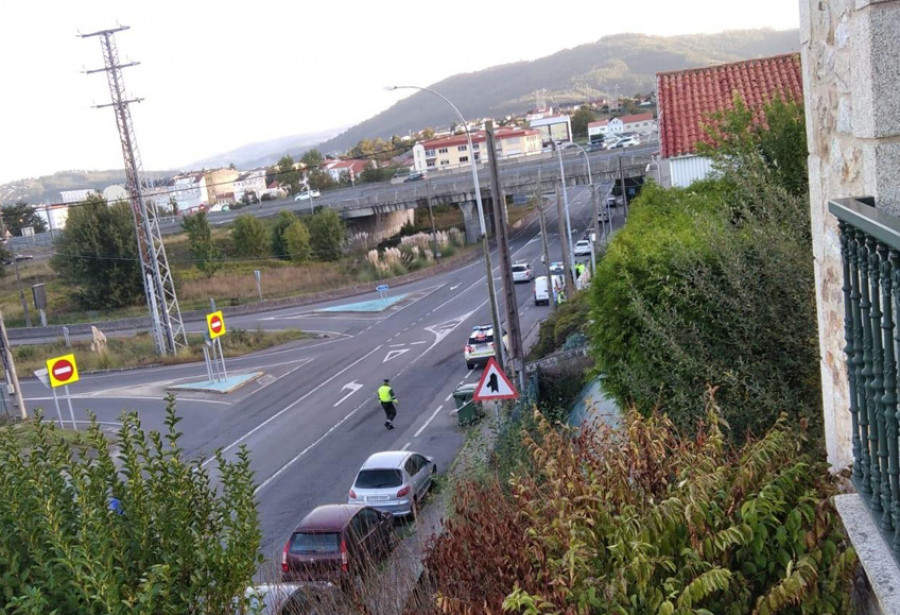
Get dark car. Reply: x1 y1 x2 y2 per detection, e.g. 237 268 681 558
404 171 426 183
281 504 395 584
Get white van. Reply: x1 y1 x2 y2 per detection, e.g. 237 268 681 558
533 276 551 306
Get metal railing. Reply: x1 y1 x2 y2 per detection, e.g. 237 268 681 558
829 196 900 564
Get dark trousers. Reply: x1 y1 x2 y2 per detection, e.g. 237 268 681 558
381 401 396 422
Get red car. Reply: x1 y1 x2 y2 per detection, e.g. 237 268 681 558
281 504 396 584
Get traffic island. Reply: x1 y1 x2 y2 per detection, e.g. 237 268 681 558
167 372 263 394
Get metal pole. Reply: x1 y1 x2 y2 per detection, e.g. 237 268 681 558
0 305 26 419
203 345 214 382
63 384 78 430
572 142 598 273
550 141 575 273
217 336 228 380
13 259 31 327
555 184 575 297
51 386 64 428
426 177 439 260
387 85 503 367
537 198 555 312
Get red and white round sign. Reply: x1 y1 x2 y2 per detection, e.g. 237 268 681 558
46 354 80 388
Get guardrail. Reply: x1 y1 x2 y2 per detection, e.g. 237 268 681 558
829 196 900 564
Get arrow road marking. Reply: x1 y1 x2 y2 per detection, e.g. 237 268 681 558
449 284 461 291
333 381 363 407
383 348 411 363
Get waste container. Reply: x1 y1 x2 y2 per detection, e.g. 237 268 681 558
452 383 482 426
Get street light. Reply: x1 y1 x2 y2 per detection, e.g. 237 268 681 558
386 85 504 367
569 142 598 273
548 140 576 274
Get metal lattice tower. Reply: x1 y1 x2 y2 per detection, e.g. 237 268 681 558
82 26 186 355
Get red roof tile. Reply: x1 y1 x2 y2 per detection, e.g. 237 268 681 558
656 53 803 158
422 128 538 150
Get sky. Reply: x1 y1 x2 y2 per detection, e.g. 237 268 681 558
0 0 800 185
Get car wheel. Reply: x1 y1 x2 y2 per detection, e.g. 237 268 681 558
466 361 473 370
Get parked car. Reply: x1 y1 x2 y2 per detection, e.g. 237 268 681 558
549 261 564 275
511 261 534 283
294 188 321 201
3 253 33 265
574 239 592 256
464 324 508 369
533 276 552 305
606 196 619 208
243 582 351 615
281 504 395 584
347 451 436 517
598 208 610 223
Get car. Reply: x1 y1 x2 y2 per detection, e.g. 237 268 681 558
585 142 605 152
404 171 426 183
294 188 321 201
574 239 592 256
614 135 640 148
549 261 565 275
3 253 33 265
464 324 508 369
606 196 619 208
243 582 351 615
347 450 437 517
390 171 410 184
601 138 621 150
281 504 396 584
511 262 534 283
598 208 610 223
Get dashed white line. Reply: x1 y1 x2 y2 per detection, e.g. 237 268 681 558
444 392 453 402
414 404 443 438
401 442 411 451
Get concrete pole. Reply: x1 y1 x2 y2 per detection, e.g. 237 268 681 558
538 199 555 312
555 183 576 297
0 306 26 419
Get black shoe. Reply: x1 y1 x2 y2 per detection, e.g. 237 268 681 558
384 421 392 430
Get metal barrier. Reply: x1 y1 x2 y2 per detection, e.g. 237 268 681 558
830 196 900 564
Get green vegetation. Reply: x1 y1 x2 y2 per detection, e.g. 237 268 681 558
181 211 221 277
570 105 597 138
230 214 269 258
417 404 854 614
270 210 298 260
2 201 47 235
0 399 261 614
306 208 346 262
528 291 590 360
587 96 819 448
50 195 144 309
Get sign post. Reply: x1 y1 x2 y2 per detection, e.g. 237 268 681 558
45 354 80 430
376 284 389 305
206 310 228 381
473 357 519 402
34 368 63 428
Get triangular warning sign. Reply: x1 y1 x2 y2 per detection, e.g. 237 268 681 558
473 357 519 401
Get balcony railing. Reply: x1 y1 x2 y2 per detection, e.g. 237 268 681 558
829 196 900 565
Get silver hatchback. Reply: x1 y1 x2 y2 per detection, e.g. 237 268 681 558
347 451 436 518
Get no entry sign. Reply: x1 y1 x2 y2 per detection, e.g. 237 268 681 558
46 354 79 388
206 310 226 339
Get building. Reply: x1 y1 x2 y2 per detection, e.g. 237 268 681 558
203 168 239 204
411 127 542 172
59 189 98 204
656 53 803 188
323 159 371 184
102 184 128 204
233 169 267 203
171 173 210 214
587 112 657 142
528 114 572 146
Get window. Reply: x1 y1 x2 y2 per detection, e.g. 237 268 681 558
426 161 435 168
473 143 480 150
438 147 448 154
354 469 402 488
290 532 339 554
459 156 469 163
440 160 449 166
457 145 467 152
425 149 435 157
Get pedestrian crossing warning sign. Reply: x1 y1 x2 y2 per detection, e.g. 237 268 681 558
473 357 519 401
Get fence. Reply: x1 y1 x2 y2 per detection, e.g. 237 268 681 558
830 196 900 565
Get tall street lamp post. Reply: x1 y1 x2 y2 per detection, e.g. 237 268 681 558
386 85 504 367
548 140 576 273
570 142 598 272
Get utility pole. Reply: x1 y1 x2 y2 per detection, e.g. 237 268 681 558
0 306 26 420
555 183 576 296
537 196 555 312
82 26 186 356
619 156 630 218
425 176 439 260
485 122 523 379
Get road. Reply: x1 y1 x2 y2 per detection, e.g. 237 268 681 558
16 183 624 570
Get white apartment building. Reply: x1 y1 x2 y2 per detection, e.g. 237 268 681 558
411 127 542 172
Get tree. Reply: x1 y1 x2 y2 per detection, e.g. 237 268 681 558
283 220 312 262
0 398 262 614
307 169 336 192
181 211 221 277
306 208 345 261
570 106 596 138
300 148 324 170
2 200 47 235
271 210 298 260
275 155 301 195
51 195 144 309
231 214 269 259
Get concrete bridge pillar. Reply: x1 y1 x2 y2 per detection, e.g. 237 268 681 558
457 200 495 244
343 208 414 245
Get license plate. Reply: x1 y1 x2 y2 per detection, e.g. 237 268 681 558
366 495 390 501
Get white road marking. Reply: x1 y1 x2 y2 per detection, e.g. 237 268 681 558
409 341 427 345
414 405 443 438
383 348 411 363
401 442 411 451
254 397 371 495
444 392 453 402
203 343 384 466
27 395 232 405
332 381 363 407
449 284 461 291
389 343 406 347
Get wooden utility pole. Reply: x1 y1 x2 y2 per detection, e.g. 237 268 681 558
485 122 523 378
0 306 26 419
619 156 630 217
555 183 576 296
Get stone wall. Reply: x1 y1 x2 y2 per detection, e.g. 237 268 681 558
803 0 900 471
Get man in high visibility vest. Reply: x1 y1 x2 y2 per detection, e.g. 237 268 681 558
377 378 398 430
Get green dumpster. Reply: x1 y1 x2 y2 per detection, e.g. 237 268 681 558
453 383 483 426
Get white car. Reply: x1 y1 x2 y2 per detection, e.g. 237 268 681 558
511 262 534 283
464 324 508 369
574 240 592 256
294 189 321 201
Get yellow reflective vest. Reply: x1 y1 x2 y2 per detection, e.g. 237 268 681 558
378 384 395 403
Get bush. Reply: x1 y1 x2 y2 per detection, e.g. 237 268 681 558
231 214 269 258
306 209 345 261
529 292 590 360
417 402 855 615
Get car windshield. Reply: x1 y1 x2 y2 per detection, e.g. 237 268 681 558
512 265 526 272
289 532 340 554
355 469 403 489
468 329 494 345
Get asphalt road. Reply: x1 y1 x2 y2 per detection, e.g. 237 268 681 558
17 183 624 569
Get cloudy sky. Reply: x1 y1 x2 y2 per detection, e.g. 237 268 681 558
0 0 800 185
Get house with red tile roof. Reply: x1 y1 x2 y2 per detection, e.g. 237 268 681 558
411 127 542 172
322 159 372 184
656 53 803 188
587 112 658 143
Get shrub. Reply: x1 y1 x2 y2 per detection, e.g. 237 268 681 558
417 401 855 615
306 209 345 261
283 220 312 263
231 214 269 258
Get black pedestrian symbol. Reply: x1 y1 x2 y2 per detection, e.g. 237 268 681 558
488 373 499 393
